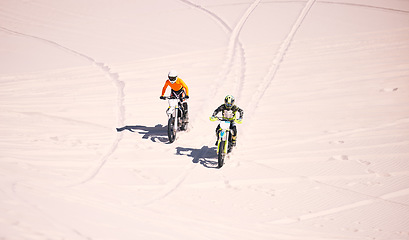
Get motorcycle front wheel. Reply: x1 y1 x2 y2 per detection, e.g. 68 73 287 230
168 117 176 143
218 140 225 168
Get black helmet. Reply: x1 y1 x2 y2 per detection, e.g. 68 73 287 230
224 95 235 109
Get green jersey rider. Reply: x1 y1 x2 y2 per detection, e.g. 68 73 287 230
210 95 244 147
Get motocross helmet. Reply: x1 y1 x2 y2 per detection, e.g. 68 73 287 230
168 70 178 83
224 95 235 109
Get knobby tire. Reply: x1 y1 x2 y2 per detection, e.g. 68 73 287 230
218 140 225 168
168 117 176 143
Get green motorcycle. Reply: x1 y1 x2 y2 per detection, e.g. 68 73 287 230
210 116 242 168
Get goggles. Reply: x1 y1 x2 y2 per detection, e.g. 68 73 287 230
169 76 177 82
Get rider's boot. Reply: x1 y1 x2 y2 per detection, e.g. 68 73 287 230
232 135 237 146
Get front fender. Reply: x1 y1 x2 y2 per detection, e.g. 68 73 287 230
167 107 175 118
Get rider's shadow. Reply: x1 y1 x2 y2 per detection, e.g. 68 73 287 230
116 124 168 143
176 146 218 168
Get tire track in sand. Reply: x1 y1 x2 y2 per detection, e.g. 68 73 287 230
214 0 259 100
139 0 261 206
319 1 409 14
0 26 125 185
245 0 316 119
178 0 252 115
270 187 409 224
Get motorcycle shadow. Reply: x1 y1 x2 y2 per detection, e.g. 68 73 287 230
176 146 218 168
116 124 168 143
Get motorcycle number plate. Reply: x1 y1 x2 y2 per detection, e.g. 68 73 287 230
220 121 230 129
168 99 178 108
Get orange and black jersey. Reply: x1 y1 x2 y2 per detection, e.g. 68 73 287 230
161 77 189 96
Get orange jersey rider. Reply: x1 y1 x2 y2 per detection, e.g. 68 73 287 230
161 70 189 99
160 70 189 121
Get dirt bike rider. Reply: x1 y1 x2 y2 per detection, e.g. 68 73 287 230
210 95 243 147
160 70 189 122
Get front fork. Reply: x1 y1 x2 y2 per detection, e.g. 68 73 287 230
217 129 229 154
167 106 179 132
173 106 178 132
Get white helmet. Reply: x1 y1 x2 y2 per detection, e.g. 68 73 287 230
168 70 178 83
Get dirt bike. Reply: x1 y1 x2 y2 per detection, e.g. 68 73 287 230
161 96 188 143
210 116 242 168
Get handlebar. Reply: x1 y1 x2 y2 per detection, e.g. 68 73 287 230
160 96 188 100
210 116 243 124
210 116 230 121
213 117 226 121
161 96 174 100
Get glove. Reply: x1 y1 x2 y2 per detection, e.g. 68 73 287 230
185 95 189 99
160 96 165 100
235 118 243 124
210 116 217 121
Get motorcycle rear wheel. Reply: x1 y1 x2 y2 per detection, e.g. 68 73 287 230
180 118 188 131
